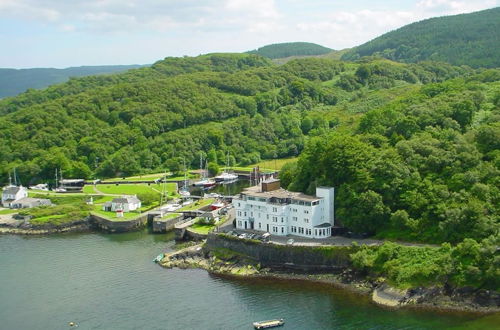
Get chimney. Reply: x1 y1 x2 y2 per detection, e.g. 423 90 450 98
262 178 280 192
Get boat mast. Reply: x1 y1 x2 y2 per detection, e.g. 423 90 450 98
13 168 18 186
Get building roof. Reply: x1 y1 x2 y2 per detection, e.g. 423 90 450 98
13 197 51 205
3 186 23 195
314 223 332 228
240 185 319 202
112 196 141 204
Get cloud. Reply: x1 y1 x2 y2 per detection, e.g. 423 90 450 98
416 0 499 14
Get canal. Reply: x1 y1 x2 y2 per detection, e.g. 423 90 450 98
0 230 496 330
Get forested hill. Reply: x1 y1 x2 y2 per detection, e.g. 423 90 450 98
342 7 500 68
0 65 146 98
247 42 333 59
0 53 479 186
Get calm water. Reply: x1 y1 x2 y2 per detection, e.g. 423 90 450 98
0 231 496 330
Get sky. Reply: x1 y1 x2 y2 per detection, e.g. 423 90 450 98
0 0 498 68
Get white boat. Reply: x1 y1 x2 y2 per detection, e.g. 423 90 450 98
179 158 191 197
215 152 238 182
214 171 238 182
210 200 224 210
193 154 216 187
30 183 49 191
253 319 284 329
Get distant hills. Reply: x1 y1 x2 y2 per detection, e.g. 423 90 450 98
342 7 500 68
0 65 146 98
247 42 333 59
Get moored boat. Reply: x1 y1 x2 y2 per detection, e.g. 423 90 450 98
210 200 224 210
214 171 238 182
253 319 284 329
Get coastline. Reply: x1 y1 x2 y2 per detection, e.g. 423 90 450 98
159 243 500 315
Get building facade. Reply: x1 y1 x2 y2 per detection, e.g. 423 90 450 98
1 186 28 208
103 196 141 212
233 180 334 239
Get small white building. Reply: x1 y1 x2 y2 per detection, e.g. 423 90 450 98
1 186 28 208
233 179 335 239
103 196 141 212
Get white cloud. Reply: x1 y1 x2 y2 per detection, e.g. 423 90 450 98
1 0 499 67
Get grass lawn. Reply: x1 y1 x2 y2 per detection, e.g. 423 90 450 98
166 171 197 181
189 221 215 234
0 208 17 215
91 206 140 220
93 183 172 196
162 212 182 220
231 157 298 173
82 185 97 194
20 204 92 225
251 157 298 171
178 198 214 212
104 173 167 182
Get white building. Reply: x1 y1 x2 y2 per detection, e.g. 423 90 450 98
1 186 28 208
102 196 141 212
233 179 335 239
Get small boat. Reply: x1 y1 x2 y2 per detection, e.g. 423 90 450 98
210 200 224 210
253 319 284 329
214 171 238 182
193 178 216 188
153 253 164 263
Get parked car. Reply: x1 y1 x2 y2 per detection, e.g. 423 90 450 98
238 233 247 239
248 233 256 239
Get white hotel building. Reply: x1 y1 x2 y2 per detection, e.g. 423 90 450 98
233 179 335 239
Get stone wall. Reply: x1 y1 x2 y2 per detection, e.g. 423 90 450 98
90 213 149 233
152 214 184 233
205 233 355 271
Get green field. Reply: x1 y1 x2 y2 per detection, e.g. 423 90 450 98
0 208 17 215
104 173 167 182
91 206 140 220
178 198 214 212
188 221 215 234
231 157 298 172
89 183 175 196
162 212 182 220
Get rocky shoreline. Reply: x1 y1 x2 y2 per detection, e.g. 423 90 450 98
0 217 92 235
159 244 500 314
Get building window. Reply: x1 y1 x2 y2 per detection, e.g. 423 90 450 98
266 214 269 220
250 212 253 217
304 218 309 223
258 223 261 229
273 207 277 212
292 216 297 221
281 227 284 233
244 212 247 216
281 217 284 223
304 210 309 214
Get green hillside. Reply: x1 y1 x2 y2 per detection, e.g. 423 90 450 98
342 7 500 68
0 65 146 98
247 42 333 59
0 54 475 185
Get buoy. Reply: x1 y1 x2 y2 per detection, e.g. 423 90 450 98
69 322 75 327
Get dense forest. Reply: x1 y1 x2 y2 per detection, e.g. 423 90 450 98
0 65 146 99
0 54 476 184
342 7 500 68
247 42 333 59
